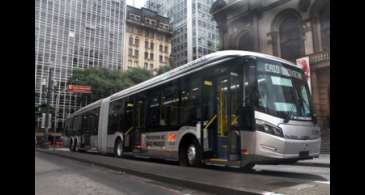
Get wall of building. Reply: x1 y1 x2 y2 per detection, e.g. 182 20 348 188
35 0 127 129
123 6 172 72
147 0 219 66
123 25 172 72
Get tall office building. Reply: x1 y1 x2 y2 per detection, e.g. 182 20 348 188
145 0 168 17
146 0 219 66
35 0 127 130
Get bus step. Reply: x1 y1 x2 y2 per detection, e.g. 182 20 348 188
205 158 228 166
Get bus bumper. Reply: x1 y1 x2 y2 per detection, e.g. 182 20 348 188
241 131 321 165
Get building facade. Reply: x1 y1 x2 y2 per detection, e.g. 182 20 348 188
211 0 330 153
146 0 220 66
35 0 127 130
123 6 172 73
145 0 168 17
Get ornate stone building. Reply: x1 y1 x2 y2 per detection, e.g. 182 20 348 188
211 0 330 153
123 6 172 73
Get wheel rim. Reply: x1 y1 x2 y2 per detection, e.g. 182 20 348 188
187 145 196 165
117 142 122 157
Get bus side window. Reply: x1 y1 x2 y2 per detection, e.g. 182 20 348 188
161 81 179 128
180 77 201 126
146 88 161 131
125 97 134 131
108 101 122 135
134 94 146 129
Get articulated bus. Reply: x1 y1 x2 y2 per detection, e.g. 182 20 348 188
64 50 321 169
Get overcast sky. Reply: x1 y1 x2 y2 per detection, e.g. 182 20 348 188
126 0 146 8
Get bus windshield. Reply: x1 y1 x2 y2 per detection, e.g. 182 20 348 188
255 59 312 121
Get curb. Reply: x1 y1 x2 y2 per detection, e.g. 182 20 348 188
294 162 330 168
36 149 267 195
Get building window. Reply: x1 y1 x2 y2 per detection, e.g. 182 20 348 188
129 36 133 45
269 10 308 63
319 5 330 51
150 64 154 69
145 41 148 49
150 42 154 50
144 63 148 69
128 48 133 57
144 52 148 59
159 45 163 52
135 37 139 46
164 46 168 53
134 49 139 58
150 53 154 60
159 55 163 63
276 12 304 62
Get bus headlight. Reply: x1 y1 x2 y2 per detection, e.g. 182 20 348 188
256 121 283 137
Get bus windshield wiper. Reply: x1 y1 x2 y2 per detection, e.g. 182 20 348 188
283 105 295 123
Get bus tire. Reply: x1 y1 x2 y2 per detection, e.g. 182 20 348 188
240 163 255 172
114 138 123 158
180 138 202 167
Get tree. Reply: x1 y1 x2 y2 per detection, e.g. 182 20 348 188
68 67 153 102
157 64 174 75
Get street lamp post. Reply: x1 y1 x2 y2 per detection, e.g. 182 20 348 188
42 68 53 149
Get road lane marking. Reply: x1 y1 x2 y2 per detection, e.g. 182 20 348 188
314 181 330 185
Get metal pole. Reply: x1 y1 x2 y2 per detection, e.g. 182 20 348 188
43 68 53 149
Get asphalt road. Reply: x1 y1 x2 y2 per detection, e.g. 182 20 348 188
35 151 210 195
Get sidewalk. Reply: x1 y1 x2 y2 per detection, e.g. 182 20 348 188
295 154 330 167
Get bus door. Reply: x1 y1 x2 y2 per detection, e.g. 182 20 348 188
216 75 230 159
215 71 242 160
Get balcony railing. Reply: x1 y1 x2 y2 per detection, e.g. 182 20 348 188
308 50 330 65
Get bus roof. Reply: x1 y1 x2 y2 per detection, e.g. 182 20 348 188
70 99 102 117
109 50 298 101
69 50 299 117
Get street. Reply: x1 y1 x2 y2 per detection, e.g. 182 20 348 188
35 151 209 195
36 149 329 194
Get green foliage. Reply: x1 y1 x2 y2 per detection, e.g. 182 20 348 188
157 64 174 75
68 67 153 102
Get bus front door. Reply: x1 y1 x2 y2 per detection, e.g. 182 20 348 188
216 72 241 161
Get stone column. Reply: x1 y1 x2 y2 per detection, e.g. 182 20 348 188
303 19 314 55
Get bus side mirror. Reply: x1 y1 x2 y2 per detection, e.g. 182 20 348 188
239 106 255 131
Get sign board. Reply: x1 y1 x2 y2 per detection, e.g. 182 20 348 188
67 85 92 93
296 57 311 93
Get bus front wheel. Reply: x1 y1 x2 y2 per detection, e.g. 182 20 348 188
240 163 255 172
180 139 202 167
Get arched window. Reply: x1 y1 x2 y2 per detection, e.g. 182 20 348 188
279 15 304 62
319 5 330 51
238 31 254 51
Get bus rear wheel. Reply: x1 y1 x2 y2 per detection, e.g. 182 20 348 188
114 139 123 158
